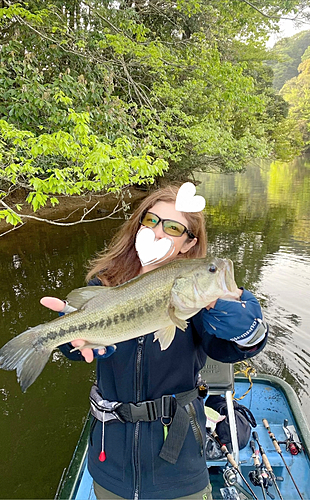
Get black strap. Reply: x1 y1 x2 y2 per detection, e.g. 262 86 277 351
117 388 199 464
116 388 198 424
158 389 200 464
90 385 199 465
159 394 192 464
234 402 257 428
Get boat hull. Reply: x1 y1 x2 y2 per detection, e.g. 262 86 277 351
55 374 310 500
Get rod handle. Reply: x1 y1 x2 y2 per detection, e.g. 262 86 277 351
212 431 239 469
261 451 272 472
219 442 238 469
262 418 270 429
250 440 260 466
263 419 282 453
225 450 239 469
252 453 260 467
253 431 273 471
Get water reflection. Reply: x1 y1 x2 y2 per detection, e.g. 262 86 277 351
198 158 310 424
0 158 309 498
0 219 122 499
254 247 310 396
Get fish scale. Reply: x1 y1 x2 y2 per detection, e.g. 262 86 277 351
0 256 239 392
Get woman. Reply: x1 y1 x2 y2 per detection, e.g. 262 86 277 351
42 185 268 500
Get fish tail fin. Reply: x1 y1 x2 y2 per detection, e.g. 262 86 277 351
0 327 52 392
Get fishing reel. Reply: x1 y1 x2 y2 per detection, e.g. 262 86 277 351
222 468 254 500
223 467 238 486
278 419 303 456
249 468 275 499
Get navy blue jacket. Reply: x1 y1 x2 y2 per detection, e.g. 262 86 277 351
59 282 267 499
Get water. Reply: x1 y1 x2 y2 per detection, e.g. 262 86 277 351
0 158 310 499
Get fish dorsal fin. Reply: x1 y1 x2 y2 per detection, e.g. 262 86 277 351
66 286 112 310
167 304 188 331
153 325 176 350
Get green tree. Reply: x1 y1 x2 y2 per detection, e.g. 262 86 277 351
280 57 310 151
0 0 307 229
269 30 310 91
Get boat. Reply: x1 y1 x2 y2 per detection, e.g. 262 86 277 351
55 360 310 500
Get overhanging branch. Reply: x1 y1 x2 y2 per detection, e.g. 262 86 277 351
0 198 127 235
241 0 302 21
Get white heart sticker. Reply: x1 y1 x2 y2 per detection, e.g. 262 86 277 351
175 182 206 213
135 227 175 267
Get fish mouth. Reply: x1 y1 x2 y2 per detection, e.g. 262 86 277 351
219 259 239 298
191 258 239 304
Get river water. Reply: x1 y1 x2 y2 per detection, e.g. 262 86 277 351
0 158 310 499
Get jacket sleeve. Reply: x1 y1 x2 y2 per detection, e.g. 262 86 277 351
58 342 85 361
194 289 268 363
199 328 268 363
57 277 103 361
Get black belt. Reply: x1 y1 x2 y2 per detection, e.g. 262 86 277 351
89 384 200 464
116 389 197 422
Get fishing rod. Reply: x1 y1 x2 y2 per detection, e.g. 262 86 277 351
252 431 284 500
222 467 254 499
212 431 259 500
249 439 268 500
263 418 304 500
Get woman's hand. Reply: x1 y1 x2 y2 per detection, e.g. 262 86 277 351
40 296 68 312
70 340 108 363
203 289 267 347
40 296 77 314
40 296 116 362
206 289 242 310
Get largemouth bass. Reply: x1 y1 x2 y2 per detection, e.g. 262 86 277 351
0 257 239 392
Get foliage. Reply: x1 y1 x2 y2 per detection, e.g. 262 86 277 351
269 30 310 91
280 57 310 153
0 0 307 227
0 111 168 222
302 44 310 61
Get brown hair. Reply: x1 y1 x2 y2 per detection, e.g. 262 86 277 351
86 185 207 286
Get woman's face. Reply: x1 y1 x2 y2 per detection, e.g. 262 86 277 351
138 201 197 272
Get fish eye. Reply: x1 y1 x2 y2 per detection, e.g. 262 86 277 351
208 264 217 273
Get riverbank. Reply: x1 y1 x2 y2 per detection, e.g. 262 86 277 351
0 187 150 235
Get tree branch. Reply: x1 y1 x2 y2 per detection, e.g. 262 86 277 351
0 221 27 237
2 1 109 66
241 0 304 21
120 56 154 108
0 199 127 232
83 0 137 44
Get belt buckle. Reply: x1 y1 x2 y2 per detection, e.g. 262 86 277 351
145 400 158 421
129 400 158 422
161 395 173 426
161 395 173 419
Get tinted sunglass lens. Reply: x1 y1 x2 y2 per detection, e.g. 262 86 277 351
141 212 189 237
141 213 160 228
163 221 185 237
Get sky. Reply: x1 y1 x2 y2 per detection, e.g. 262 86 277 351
267 13 310 47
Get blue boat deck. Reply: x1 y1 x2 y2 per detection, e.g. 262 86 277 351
72 463 95 500
225 377 310 499
56 375 310 500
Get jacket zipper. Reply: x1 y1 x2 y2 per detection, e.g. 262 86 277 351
186 402 204 456
134 336 144 500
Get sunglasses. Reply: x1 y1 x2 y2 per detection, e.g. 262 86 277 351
140 211 196 239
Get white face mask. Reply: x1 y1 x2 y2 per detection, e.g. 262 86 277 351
135 227 175 267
